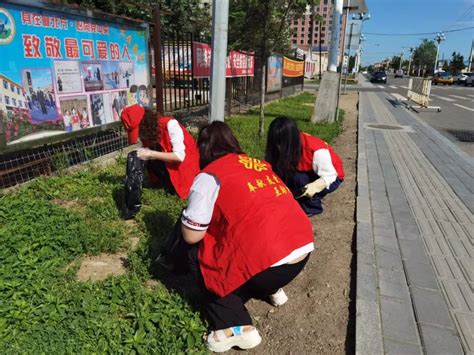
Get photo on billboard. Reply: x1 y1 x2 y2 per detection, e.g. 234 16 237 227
82 61 104 92
119 62 134 89
102 61 120 90
59 95 89 131
90 93 112 126
54 60 82 94
22 68 60 123
110 90 128 121
267 55 283 93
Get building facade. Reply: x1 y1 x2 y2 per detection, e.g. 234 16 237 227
0 74 29 116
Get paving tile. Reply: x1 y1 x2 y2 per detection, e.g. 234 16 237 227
356 222 374 254
356 196 371 223
372 212 395 230
446 235 471 258
383 338 423 355
378 268 410 300
404 258 439 290
457 258 474 283
411 287 455 328
356 298 384 355
394 221 420 241
357 251 378 302
440 280 474 313
380 296 420 344
453 312 474 353
423 234 452 256
398 239 428 263
431 255 466 281
373 227 399 254
375 246 404 272
419 324 463 355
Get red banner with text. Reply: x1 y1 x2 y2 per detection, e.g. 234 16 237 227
283 57 304 77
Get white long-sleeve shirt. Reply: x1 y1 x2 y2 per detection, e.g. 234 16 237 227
167 119 186 161
312 148 338 188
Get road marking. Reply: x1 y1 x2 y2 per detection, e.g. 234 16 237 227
430 94 455 102
391 93 408 101
453 103 474 111
389 85 397 89
449 95 471 100
377 85 384 89
401 86 409 89
467 94 474 98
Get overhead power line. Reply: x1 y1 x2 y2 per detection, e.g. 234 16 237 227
364 26 474 36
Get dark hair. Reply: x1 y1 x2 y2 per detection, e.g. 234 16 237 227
265 116 301 181
198 121 244 169
139 107 160 149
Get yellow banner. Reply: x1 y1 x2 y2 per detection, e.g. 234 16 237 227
283 57 304 77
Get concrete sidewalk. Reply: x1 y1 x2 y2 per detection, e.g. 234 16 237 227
356 91 473 354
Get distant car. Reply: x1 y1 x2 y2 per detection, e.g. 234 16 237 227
456 72 473 85
370 71 387 83
394 70 403 78
465 74 474 87
432 72 454 85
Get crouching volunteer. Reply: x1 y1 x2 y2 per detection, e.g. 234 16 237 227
121 105 200 199
180 122 314 352
265 116 345 216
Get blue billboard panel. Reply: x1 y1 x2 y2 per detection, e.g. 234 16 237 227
0 2 150 144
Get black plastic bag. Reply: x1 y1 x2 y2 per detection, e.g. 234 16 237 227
122 151 145 220
155 217 190 275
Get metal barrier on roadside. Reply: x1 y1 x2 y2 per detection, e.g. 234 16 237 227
407 78 441 112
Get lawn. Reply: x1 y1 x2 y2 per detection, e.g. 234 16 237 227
0 92 343 353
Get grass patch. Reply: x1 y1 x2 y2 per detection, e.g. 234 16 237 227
0 92 343 353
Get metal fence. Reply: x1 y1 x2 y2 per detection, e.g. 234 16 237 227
1 26 305 189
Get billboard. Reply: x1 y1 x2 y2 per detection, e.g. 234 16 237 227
267 55 283 93
192 42 254 78
282 56 304 87
0 2 150 145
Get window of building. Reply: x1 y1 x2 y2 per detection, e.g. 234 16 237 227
300 39 304 44
293 33 297 38
17 87 20 95
12 98 16 106
322 27 326 31
0 95 2 103
5 96 10 105
2 80 7 89
324 0 328 5
18 100 22 107
10 83 14 92
292 40 297 45
25 102 28 108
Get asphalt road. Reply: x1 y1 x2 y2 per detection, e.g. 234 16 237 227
305 75 474 156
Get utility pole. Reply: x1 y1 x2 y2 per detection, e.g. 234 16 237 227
328 0 343 72
318 21 322 81
398 51 403 71
407 47 414 76
433 32 445 74
343 21 354 94
153 5 164 115
209 0 229 122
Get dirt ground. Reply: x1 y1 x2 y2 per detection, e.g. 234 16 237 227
229 92 358 354
74 91 359 353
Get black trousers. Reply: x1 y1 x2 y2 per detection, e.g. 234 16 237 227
186 244 310 330
146 160 176 195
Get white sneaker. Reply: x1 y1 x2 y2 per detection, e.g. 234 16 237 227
269 288 288 307
207 326 262 352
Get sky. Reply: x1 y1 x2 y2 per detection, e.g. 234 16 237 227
359 0 473 66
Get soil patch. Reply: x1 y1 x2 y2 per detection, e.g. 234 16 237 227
76 253 128 281
229 92 358 354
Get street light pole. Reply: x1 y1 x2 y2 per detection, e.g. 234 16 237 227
398 51 403 71
433 32 445 74
407 47 414 76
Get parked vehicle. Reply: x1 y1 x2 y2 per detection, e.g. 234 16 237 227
465 74 474 87
456 72 473 85
432 72 454 85
394 69 403 78
370 71 387 83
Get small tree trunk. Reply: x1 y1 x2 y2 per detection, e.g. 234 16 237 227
259 64 266 138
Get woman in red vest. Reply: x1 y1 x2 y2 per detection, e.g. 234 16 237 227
180 122 314 352
265 116 344 216
121 106 200 199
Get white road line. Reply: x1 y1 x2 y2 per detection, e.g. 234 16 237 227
401 86 409 89
378 85 384 89
449 95 471 100
389 85 397 89
453 103 474 112
430 94 455 102
467 94 474 98
391 93 408 101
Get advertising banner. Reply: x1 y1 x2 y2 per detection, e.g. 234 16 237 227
266 55 282 93
283 57 304 77
0 2 150 145
192 42 254 78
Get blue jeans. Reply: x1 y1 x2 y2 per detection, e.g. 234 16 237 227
288 171 343 216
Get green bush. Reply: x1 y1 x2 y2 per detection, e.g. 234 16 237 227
0 92 342 353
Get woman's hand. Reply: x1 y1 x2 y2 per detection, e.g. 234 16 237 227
136 148 154 161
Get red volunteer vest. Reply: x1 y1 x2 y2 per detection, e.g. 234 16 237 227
158 116 200 199
297 132 345 180
199 153 314 297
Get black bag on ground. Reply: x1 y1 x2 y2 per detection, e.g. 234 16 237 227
122 151 145 220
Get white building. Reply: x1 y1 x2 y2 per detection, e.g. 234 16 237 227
0 74 28 115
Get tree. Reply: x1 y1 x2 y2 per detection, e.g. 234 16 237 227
390 55 402 71
449 51 465 75
228 0 318 137
412 39 437 75
59 0 211 36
